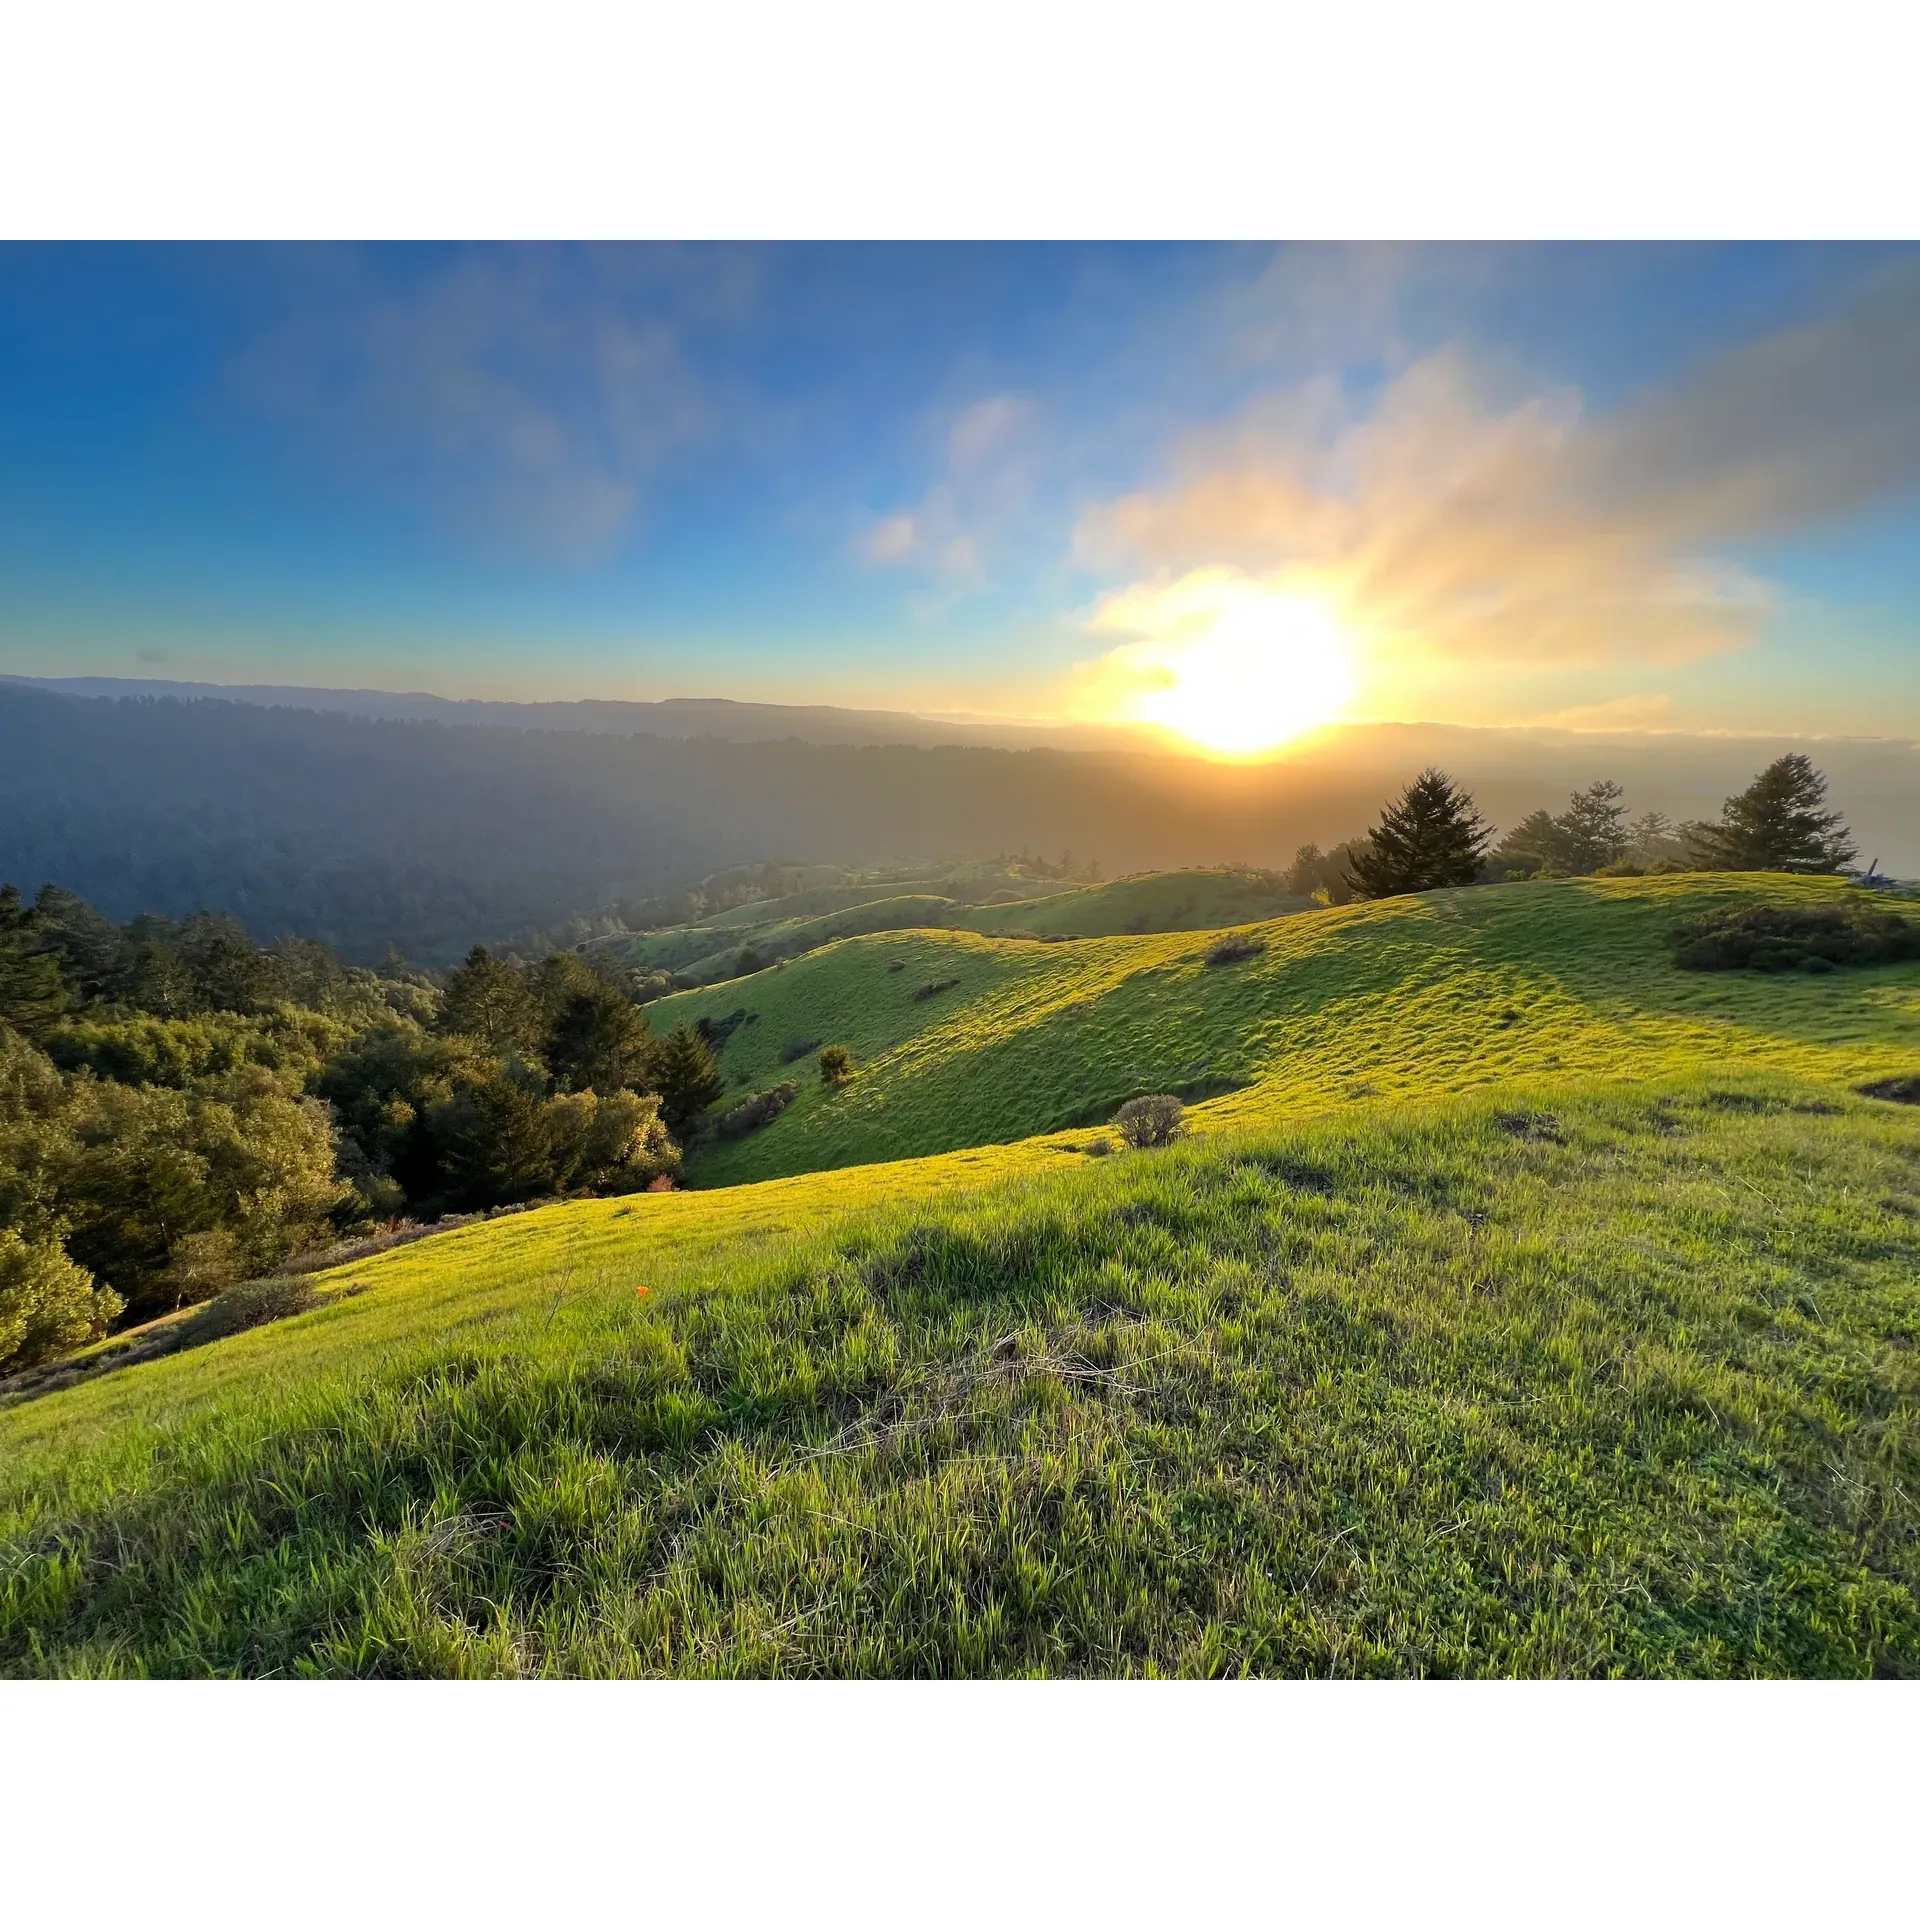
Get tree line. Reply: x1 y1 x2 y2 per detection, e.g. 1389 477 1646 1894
0 890 738 1374
1290 753 1860 902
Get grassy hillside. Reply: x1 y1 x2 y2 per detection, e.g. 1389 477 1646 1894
5 1075 1918 1675
6 871 1919 1677
596 866 1293 986
668 874 1920 1184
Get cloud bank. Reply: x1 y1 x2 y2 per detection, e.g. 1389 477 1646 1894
1073 262 1920 695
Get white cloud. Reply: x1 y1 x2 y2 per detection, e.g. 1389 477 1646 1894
859 391 1038 583
863 513 919 563
1072 262 1920 684
948 394 1033 470
227 248 731 560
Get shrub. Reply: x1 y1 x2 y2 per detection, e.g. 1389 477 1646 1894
175 1273 322 1350
1205 934 1266 967
886 960 906 973
1113 1094 1186 1149
818 1044 853 1087
782 1036 823 1063
1082 1135 1114 1157
0 1229 123 1374
734 947 767 978
716 1082 798 1141
1670 903 1920 973
913 977 961 1002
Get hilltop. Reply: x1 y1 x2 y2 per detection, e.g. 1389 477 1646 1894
665 872 1920 1183
4 873 1918 1676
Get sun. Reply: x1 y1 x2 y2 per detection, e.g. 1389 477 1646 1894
1129 589 1356 755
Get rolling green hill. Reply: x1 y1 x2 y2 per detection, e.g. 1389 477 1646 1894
668 873 1920 1183
594 865 1298 985
6 873 1920 1677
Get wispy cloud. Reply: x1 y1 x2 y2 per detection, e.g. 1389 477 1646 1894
859 392 1038 583
227 246 751 560
1073 262 1920 685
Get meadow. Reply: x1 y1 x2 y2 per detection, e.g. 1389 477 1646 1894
4 873 1918 1676
597 864 1299 984
672 873 1920 1182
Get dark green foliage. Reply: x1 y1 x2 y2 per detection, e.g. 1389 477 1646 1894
1113 1093 1186 1148
734 947 767 977
818 1044 853 1087
782 1037 823 1063
716 1082 798 1141
1284 840 1367 905
0 878 688 1367
431 1076 678 1210
913 977 961 1001
1489 782 1632 879
438 946 542 1052
1346 769 1493 899
535 953 655 1095
1686 755 1856 874
652 1025 726 1130
0 886 68 1036
1672 902 1920 973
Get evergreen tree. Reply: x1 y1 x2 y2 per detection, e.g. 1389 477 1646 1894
1346 769 1493 898
1558 780 1631 873
1489 809 1567 877
541 967 655 1094
0 886 68 1036
651 1023 726 1129
439 945 542 1052
1689 755 1855 873
1489 782 1632 878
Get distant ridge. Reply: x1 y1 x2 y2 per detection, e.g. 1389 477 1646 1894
0 675 1158 755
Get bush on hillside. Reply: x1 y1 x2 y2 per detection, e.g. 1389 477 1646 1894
782 1036 823 1063
818 1045 853 1087
717 1082 798 1141
174 1273 322 1350
1205 934 1265 967
1114 1094 1186 1149
1670 903 1920 973
913 977 961 1001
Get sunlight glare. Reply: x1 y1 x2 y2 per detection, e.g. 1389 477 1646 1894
1131 591 1355 755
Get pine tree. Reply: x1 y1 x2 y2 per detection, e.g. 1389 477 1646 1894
0 885 69 1036
1690 755 1855 873
439 945 542 1051
652 1024 726 1129
1558 780 1631 873
1346 769 1494 899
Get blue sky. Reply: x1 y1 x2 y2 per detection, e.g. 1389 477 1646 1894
0 242 1915 743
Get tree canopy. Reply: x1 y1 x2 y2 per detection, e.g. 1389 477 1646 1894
1346 770 1494 899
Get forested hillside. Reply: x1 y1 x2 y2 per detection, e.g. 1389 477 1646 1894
9 682 1916 962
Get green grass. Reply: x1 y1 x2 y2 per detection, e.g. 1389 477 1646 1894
6 871 1919 1677
600 867 1291 984
5 1075 1918 1675
670 874 1920 1184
